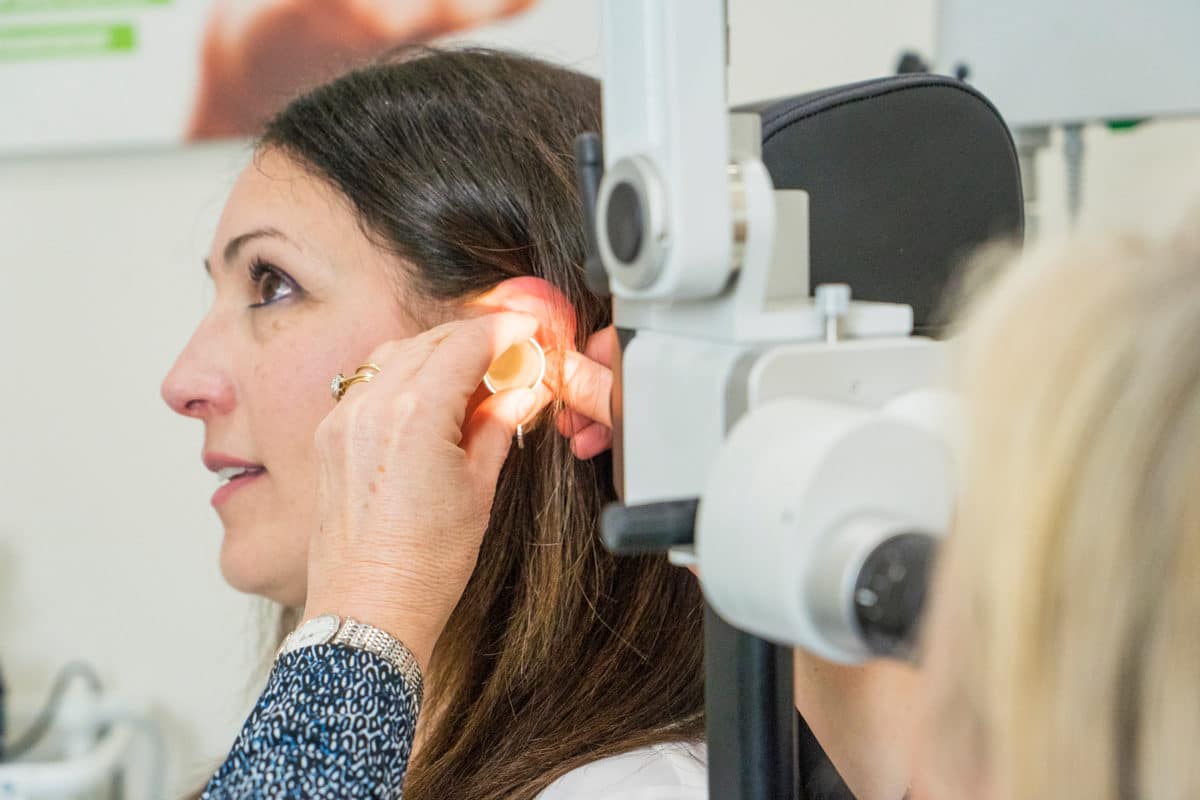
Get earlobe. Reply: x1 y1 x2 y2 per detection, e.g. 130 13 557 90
465 276 578 351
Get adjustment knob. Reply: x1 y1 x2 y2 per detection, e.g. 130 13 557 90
605 181 645 264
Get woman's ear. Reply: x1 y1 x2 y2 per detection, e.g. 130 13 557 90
464 276 578 351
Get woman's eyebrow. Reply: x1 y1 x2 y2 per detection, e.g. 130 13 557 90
203 227 300 275
203 226 294 274
223 226 292 263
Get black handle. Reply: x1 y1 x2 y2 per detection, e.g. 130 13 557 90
574 132 611 297
600 499 698 554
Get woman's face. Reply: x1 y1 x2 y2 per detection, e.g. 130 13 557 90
911 551 991 800
162 150 419 607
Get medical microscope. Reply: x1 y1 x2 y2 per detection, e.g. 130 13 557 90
575 1 1024 797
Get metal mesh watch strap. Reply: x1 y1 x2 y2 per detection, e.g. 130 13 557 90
331 618 425 709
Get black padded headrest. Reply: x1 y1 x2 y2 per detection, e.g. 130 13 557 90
738 74 1024 334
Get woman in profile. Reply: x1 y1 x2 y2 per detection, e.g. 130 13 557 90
165 48 706 799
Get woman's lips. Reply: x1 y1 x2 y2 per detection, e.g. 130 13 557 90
212 468 266 507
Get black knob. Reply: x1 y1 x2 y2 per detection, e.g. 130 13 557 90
896 50 930 74
853 532 936 661
605 181 645 265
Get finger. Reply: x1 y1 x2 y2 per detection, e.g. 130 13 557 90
463 383 495 428
461 378 551 459
461 388 541 481
556 408 592 438
442 0 535 27
563 417 597 442
462 381 551 476
355 336 438 391
546 349 613 428
347 0 529 40
571 423 614 461
410 312 539 421
583 325 618 368
328 332 446 416
545 326 617 418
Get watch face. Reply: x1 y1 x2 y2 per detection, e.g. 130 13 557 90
285 613 340 652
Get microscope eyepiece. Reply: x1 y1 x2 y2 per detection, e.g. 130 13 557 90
852 532 936 661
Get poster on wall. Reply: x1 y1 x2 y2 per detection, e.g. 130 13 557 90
0 0 536 155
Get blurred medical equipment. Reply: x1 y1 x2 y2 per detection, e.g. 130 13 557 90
0 663 166 800
576 1 1023 797
932 0 1200 231
1 663 7 762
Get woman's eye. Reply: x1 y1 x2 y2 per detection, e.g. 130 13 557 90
249 261 296 307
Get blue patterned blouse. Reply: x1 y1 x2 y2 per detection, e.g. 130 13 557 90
202 644 419 799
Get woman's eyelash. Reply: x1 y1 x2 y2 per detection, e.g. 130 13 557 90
247 257 300 307
247 257 272 283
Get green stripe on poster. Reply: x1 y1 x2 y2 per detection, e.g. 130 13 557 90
0 0 168 13
0 21 136 60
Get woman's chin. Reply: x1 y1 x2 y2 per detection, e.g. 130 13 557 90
220 538 307 607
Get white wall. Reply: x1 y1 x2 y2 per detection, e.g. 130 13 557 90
0 141 263 795
1 1 1198 797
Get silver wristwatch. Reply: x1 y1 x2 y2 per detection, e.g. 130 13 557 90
279 613 424 708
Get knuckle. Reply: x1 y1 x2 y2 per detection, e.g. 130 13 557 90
582 364 606 393
574 365 610 409
390 391 426 428
320 396 384 446
424 320 460 345
366 340 400 365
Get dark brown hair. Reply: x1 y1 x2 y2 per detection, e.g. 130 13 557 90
258 48 705 799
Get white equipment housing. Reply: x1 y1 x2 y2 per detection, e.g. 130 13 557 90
597 0 956 663
936 0 1200 127
0 689 162 800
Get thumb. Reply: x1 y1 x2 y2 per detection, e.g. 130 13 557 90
461 387 542 479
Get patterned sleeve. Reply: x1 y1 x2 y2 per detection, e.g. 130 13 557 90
202 644 419 799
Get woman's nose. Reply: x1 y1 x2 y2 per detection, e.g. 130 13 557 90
162 322 235 420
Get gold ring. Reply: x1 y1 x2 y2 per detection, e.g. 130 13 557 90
330 363 382 402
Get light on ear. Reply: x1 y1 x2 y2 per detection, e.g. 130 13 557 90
484 338 547 394
466 276 578 350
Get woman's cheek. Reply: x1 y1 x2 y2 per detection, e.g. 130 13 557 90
256 333 346 421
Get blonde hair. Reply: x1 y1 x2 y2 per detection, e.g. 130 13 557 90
924 212 1200 800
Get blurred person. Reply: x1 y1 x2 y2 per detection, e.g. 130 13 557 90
188 0 535 138
915 211 1200 800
